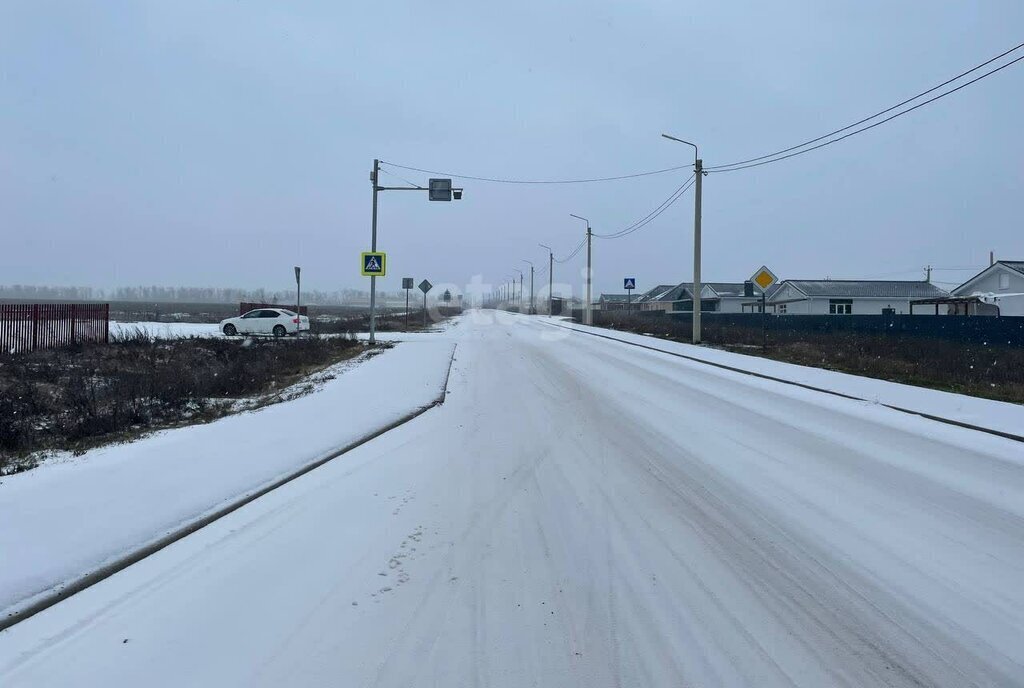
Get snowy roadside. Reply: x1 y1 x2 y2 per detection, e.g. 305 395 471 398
110 321 220 338
542 317 1024 438
0 338 457 619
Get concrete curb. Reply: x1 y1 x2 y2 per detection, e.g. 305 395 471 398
543 320 1024 444
1 343 458 632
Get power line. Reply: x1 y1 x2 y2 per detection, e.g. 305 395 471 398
707 43 1024 173
379 160 692 185
554 236 587 263
377 166 424 189
595 175 696 239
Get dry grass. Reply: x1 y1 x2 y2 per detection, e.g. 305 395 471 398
586 312 1024 405
0 332 372 473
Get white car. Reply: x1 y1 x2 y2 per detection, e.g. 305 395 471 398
220 308 310 337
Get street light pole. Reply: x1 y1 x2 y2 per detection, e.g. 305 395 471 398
539 244 553 317
369 159 380 344
570 214 591 325
366 159 462 343
522 260 534 314
514 269 523 312
661 134 702 344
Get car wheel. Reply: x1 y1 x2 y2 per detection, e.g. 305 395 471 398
273 324 286 337
223 324 237 336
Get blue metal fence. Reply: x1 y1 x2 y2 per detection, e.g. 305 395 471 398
657 312 1024 346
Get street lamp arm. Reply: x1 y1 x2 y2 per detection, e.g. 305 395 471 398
569 213 590 228
661 133 698 161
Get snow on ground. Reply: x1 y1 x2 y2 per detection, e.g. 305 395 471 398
0 336 457 618
110 321 220 338
1 312 1022 686
546 316 1024 438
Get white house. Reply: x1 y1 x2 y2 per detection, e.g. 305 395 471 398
949 261 1024 317
595 293 631 311
667 282 766 313
635 284 680 312
701 282 767 313
768 280 948 315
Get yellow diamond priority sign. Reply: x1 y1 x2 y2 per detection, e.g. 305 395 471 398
750 265 778 291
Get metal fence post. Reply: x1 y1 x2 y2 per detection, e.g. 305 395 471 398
32 304 39 351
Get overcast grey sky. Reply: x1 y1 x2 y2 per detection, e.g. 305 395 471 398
2 1 1022 297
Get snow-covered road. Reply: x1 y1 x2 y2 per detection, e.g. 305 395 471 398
2 313 1023 687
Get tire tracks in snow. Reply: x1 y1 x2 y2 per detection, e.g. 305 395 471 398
0 343 459 633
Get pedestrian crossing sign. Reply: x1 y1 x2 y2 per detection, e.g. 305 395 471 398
624 278 636 290
361 252 386 276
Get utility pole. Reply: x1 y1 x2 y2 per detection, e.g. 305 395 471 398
522 260 535 314
519 273 524 311
365 159 462 342
662 134 703 345
570 214 592 325
369 159 380 344
693 158 703 344
540 244 553 317
530 265 534 313
586 225 592 325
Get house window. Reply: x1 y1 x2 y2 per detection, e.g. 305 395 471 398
829 299 853 315
999 273 1010 290
778 304 787 314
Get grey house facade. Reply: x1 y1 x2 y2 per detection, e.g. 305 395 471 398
768 280 948 315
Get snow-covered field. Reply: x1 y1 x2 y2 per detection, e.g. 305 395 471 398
2 312 1022 686
110 320 220 338
0 338 456 619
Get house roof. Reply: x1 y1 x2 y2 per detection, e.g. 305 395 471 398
1001 261 1024 276
635 284 676 302
772 280 948 299
702 282 766 298
952 260 1024 296
656 284 691 302
598 293 630 303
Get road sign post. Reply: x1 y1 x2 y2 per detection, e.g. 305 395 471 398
402 277 414 331
624 278 636 310
749 265 778 353
419 279 432 327
294 266 301 337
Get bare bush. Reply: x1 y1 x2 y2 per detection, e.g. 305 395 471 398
0 333 364 472
582 311 1024 404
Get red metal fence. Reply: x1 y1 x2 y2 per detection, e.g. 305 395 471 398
239 302 308 316
0 304 110 353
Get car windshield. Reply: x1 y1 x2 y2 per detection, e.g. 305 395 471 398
279 310 296 316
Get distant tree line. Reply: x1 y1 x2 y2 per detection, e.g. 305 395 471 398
0 284 410 305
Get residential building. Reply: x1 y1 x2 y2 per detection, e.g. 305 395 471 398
947 261 1024 317
595 293 632 311
635 284 679 312
667 282 775 313
768 280 948 315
